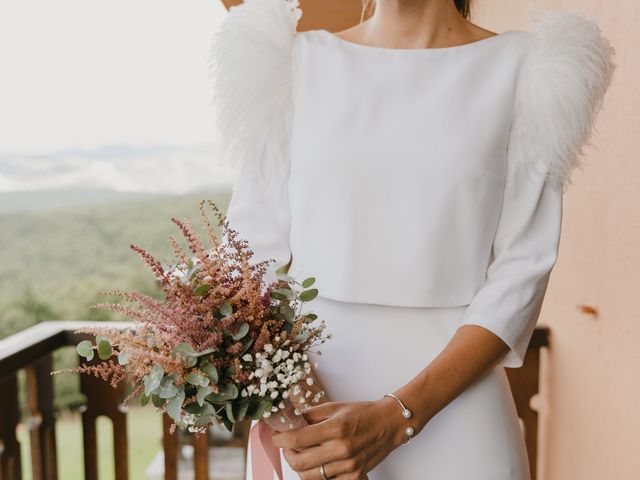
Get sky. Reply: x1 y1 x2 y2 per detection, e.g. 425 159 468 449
0 0 226 156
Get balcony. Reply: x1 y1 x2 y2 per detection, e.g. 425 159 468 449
0 320 549 480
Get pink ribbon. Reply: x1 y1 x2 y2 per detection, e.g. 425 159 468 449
250 420 283 480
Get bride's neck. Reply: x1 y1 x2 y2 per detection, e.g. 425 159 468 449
362 0 470 49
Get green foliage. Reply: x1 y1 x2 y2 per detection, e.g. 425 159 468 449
0 191 231 341
76 340 94 360
231 322 249 340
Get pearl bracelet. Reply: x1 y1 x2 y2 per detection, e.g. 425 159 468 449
383 393 415 444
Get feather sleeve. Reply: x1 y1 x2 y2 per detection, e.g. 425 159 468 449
208 0 302 191
508 9 616 192
457 10 616 368
208 0 302 285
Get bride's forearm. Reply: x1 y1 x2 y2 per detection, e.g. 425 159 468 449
392 324 511 438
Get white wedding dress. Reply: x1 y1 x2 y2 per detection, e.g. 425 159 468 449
209 1 615 478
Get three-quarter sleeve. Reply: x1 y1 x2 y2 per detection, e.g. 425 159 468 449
208 0 301 285
456 130 563 368
456 10 615 368
225 148 293 286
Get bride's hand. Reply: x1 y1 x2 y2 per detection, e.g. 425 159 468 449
271 397 408 480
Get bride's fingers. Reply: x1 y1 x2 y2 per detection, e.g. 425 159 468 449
301 401 343 424
273 418 339 450
299 457 366 480
282 440 349 472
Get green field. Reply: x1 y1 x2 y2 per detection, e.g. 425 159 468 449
0 189 232 340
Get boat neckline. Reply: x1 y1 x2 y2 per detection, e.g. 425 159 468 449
313 28 517 54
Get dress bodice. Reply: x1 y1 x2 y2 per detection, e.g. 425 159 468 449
210 0 615 367
287 28 533 306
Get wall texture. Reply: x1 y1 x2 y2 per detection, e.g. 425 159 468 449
472 1 640 478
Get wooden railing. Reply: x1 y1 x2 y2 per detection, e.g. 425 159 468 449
0 321 549 480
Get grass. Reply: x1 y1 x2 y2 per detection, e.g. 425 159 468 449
18 406 164 480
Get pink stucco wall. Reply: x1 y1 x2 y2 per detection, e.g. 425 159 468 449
473 1 640 478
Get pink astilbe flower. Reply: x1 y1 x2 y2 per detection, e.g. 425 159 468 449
52 200 330 434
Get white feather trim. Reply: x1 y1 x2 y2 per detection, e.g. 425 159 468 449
208 0 302 191
510 9 616 192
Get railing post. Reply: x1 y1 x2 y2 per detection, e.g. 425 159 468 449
0 372 22 480
506 327 550 480
78 355 129 480
162 414 178 480
193 430 209 480
25 354 58 480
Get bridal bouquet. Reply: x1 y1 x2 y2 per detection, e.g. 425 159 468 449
52 200 330 435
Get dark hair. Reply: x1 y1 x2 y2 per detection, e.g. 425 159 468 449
454 0 472 19
362 0 473 20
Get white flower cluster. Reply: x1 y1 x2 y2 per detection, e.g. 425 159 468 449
240 336 324 418
163 251 219 285
164 256 201 284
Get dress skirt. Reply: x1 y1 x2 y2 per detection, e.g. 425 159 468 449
245 295 531 480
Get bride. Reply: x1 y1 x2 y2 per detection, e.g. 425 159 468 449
209 0 615 478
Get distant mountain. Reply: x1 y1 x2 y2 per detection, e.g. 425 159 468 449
0 189 158 214
0 143 234 195
0 187 231 214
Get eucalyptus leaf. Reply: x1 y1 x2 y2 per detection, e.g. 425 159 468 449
166 391 185 422
301 277 316 288
194 415 215 427
185 402 203 415
294 332 310 344
222 417 233 432
97 339 112 360
245 396 263 420
225 402 235 422
140 392 150 407
282 305 295 322
186 356 197 368
144 365 164 395
159 383 179 399
201 402 215 417
185 373 209 387
251 399 273 420
144 375 162 396
269 291 288 301
299 289 319 302
194 284 211 296
193 348 215 357
201 363 218 385
196 385 209 406
235 399 250 422
76 340 94 360
240 338 254 356
173 343 194 356
117 350 129 365
219 302 233 317
150 365 164 379
151 394 166 408
231 323 250 341
205 383 238 404
305 313 318 321
272 288 296 300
